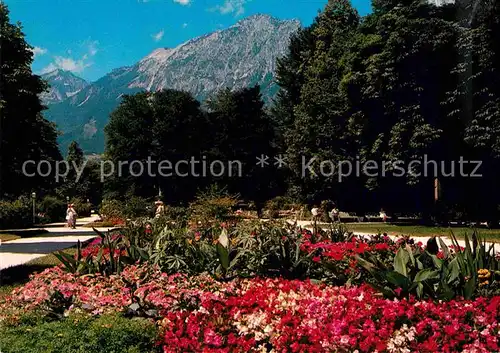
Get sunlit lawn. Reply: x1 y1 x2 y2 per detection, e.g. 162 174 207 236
0 234 20 242
0 229 49 241
345 223 500 242
299 221 500 242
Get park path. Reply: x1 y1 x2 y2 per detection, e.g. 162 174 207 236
290 220 500 253
2 217 499 271
0 216 114 270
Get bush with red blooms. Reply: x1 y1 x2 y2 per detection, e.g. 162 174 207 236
78 235 126 259
1 263 499 353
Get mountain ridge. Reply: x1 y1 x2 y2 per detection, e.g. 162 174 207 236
40 69 89 104
43 14 301 154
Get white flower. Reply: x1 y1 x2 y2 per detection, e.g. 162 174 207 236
198 306 209 314
218 229 229 248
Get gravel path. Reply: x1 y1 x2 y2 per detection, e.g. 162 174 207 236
0 216 115 270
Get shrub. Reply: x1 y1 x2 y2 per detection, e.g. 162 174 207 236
0 313 160 353
98 197 150 220
189 186 239 224
162 205 190 225
233 220 314 278
122 196 150 218
39 196 66 223
264 196 301 219
357 231 500 300
264 199 280 219
0 197 32 229
98 199 124 220
70 198 92 217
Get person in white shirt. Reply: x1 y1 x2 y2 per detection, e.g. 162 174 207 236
66 204 77 228
380 209 388 223
329 206 340 222
311 206 320 221
155 200 165 218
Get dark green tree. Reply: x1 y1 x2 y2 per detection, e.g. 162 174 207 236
104 89 208 203
57 141 101 204
275 0 474 218
277 0 362 206
152 89 209 202
208 86 279 216
450 0 500 222
104 92 155 198
0 3 61 198
67 141 84 166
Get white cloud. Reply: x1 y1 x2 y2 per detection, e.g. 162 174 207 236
40 40 98 74
52 56 90 73
32 46 48 57
152 29 164 42
213 0 248 16
87 40 99 56
40 63 58 74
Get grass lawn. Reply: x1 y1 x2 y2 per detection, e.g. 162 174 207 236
0 229 49 239
0 234 21 242
344 223 500 242
0 229 52 243
0 248 76 300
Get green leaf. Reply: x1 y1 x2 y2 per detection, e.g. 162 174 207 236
414 268 440 283
438 237 450 259
96 247 104 264
354 255 377 274
77 263 87 274
137 247 149 261
216 243 229 270
394 248 409 277
429 254 443 270
385 271 410 289
416 258 424 270
447 257 461 284
53 252 76 272
228 249 245 270
92 227 106 239
464 276 476 300
416 282 423 298
406 244 415 267
76 240 82 262
120 256 135 265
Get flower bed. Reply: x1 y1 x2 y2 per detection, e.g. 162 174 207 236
1 264 499 352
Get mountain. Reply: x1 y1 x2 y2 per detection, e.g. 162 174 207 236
431 0 455 5
40 69 89 104
44 14 301 154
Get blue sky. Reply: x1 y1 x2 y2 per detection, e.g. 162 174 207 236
6 0 372 82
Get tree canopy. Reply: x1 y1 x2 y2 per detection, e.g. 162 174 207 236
274 0 500 220
0 4 61 198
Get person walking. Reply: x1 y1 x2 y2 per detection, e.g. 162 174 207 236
67 204 77 229
329 205 340 222
65 204 72 228
380 208 388 223
311 205 320 222
155 200 165 218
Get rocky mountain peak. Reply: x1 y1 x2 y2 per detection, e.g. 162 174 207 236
40 69 89 104
43 15 301 153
